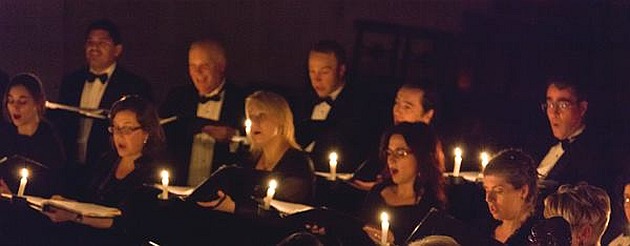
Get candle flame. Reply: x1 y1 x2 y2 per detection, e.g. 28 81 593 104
454 147 463 156
329 152 338 162
480 152 490 167
160 170 169 179
20 168 29 178
380 211 389 222
268 179 278 189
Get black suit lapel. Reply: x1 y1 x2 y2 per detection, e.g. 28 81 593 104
546 152 570 182
98 67 122 109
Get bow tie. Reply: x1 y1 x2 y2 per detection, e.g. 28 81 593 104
316 96 334 106
560 139 571 151
199 94 222 104
87 72 108 83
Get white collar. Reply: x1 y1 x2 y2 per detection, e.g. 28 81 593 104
89 62 117 79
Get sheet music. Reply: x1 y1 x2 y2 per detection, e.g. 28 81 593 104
270 199 314 215
1 194 121 218
443 171 481 182
151 184 195 197
315 172 354 181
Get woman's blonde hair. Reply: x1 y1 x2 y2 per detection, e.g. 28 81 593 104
245 90 300 153
544 183 611 245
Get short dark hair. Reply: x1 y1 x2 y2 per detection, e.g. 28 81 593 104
546 75 588 102
400 82 439 112
310 40 347 66
87 19 122 45
109 95 165 156
483 149 538 209
3 73 46 122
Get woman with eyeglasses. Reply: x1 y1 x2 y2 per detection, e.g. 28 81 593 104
481 149 539 245
361 122 447 245
0 73 66 197
42 95 165 244
351 83 442 192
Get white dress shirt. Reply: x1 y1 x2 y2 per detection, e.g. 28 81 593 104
310 85 343 121
537 126 585 179
196 81 225 121
76 63 116 163
305 85 344 152
189 81 226 185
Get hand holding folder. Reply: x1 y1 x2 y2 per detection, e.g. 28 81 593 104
1 193 121 218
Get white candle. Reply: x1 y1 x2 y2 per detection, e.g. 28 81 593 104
160 170 169 200
263 179 278 210
329 152 338 181
453 147 463 177
244 119 252 135
380 212 390 246
17 168 28 197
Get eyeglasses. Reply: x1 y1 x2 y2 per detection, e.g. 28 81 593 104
85 39 114 49
108 126 142 135
383 148 413 160
540 100 575 112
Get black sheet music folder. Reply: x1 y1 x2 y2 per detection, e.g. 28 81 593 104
186 165 270 202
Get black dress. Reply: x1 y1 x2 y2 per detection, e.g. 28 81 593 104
0 120 66 197
79 152 160 239
483 215 539 245
45 152 160 245
361 181 441 245
235 148 316 215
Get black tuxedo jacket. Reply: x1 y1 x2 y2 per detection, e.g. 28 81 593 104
294 84 383 173
159 83 246 185
51 65 152 166
536 127 618 192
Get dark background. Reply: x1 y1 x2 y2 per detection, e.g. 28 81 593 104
2 0 629 169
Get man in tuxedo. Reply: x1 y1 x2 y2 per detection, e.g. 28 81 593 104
295 40 382 173
536 76 623 244
160 39 245 186
53 19 152 172
537 76 610 188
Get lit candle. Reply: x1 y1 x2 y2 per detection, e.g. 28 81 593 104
17 168 29 197
160 170 169 200
244 119 252 135
263 179 278 210
480 152 490 171
479 152 490 178
453 147 463 177
380 212 390 246
329 152 338 181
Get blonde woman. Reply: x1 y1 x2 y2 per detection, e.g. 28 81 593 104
199 90 315 214
544 183 611 246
